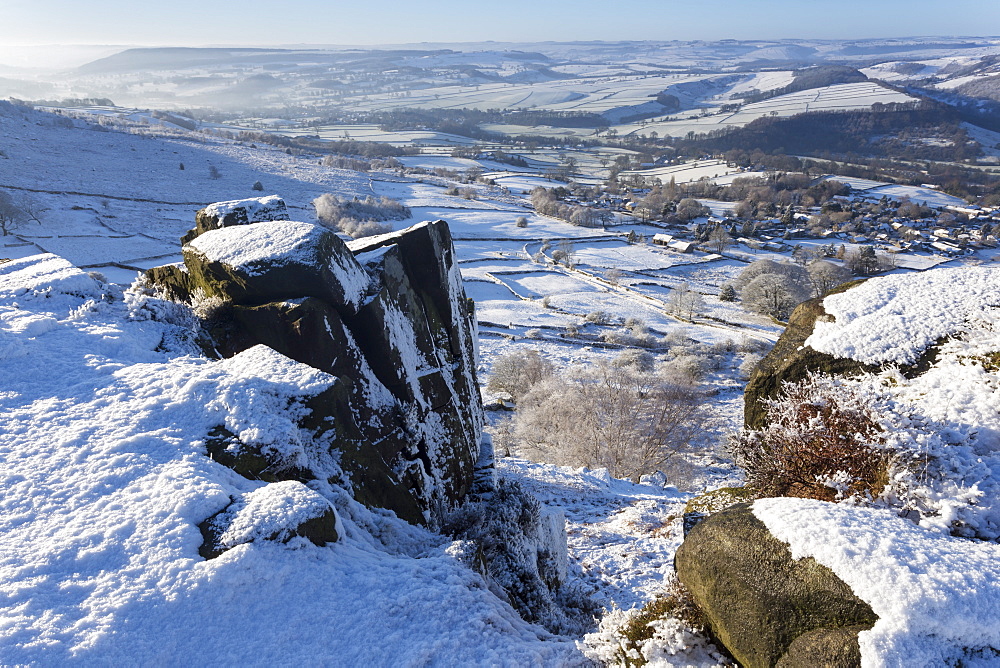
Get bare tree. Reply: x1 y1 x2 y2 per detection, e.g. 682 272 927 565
708 225 732 254
555 240 576 268
668 283 705 320
512 363 702 481
0 190 46 236
807 260 852 297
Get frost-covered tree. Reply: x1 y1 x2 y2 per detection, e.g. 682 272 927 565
486 349 554 403
668 283 705 320
807 259 852 297
512 363 702 481
675 198 710 222
735 259 809 292
708 225 732 254
741 273 809 320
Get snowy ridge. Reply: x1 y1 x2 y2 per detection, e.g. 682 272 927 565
805 266 1000 365
201 194 289 222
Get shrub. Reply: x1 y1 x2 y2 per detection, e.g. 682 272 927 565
486 349 554 403
443 478 597 635
585 310 613 325
738 352 764 379
515 216 528 228
338 218 393 238
730 373 893 501
661 354 706 383
581 576 723 667
613 349 656 372
312 193 409 239
513 362 702 481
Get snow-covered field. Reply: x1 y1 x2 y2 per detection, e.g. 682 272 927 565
618 82 918 138
820 175 968 208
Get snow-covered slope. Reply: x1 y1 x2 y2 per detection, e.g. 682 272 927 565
0 254 582 664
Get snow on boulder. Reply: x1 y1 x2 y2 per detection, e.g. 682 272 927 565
754 497 1000 667
182 194 289 244
806 266 1000 365
184 220 370 311
745 266 1000 430
199 480 341 559
147 207 484 525
675 502 877 668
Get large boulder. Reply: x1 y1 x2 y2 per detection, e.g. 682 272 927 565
181 194 289 245
744 284 871 430
675 503 877 668
745 268 1000 430
147 202 484 526
183 220 370 311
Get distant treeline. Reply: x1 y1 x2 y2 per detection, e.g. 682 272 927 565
13 97 116 108
234 131 416 158
369 108 609 134
675 103 980 163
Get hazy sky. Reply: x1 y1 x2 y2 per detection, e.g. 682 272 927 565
1 0 997 47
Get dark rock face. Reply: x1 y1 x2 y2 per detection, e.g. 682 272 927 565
149 198 484 526
744 284 871 430
675 503 876 668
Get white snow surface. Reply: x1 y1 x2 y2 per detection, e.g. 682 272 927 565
201 194 289 222
187 220 329 271
187 220 370 308
0 254 583 665
753 498 1000 668
805 266 1000 365
209 481 343 549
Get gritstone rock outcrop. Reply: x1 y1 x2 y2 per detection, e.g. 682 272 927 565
147 196 484 527
675 503 877 668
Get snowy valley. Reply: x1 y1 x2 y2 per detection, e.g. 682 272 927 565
2 37 1000 667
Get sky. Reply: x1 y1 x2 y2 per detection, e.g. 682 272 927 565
1 0 998 50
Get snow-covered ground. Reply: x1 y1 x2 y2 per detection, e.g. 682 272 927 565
0 254 585 664
4 97 998 666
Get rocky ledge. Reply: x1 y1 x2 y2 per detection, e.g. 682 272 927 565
147 196 485 527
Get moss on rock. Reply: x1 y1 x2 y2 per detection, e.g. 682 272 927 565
675 503 877 668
